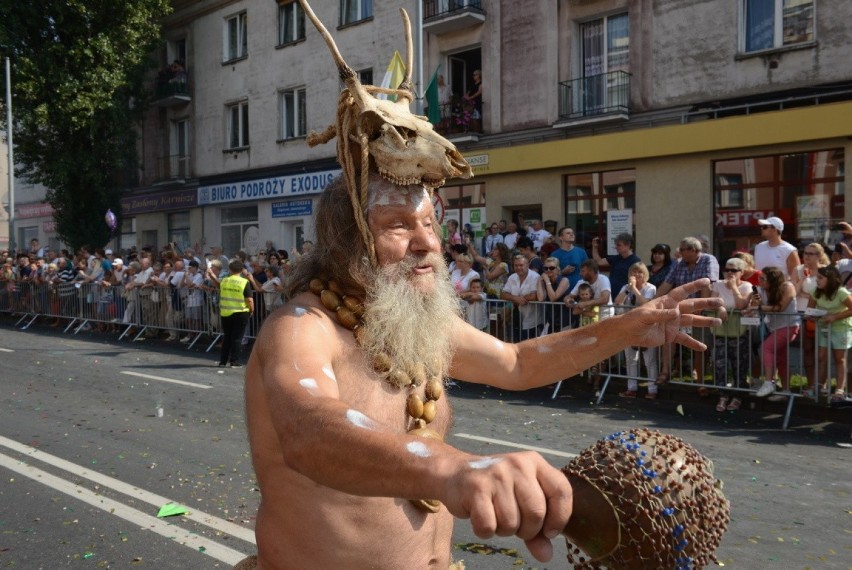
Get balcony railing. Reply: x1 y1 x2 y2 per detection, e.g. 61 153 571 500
155 154 191 182
423 0 485 34
558 70 631 121
431 100 484 137
153 67 191 107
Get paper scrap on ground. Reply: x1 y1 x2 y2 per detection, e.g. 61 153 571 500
157 503 189 518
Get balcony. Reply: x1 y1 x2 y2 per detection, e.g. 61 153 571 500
432 100 484 142
152 66 191 107
555 70 631 128
155 154 191 183
423 0 485 35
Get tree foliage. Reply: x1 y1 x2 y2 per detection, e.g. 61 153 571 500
0 0 171 250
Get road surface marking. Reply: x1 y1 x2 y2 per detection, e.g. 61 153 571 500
121 370 212 389
0 347 14 352
0 450 249 566
453 433 578 459
0 435 254 544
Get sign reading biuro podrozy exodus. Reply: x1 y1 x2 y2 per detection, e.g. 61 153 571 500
198 169 341 206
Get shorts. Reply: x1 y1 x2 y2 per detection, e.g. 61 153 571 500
817 326 852 350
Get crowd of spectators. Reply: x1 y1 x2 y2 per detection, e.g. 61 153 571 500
4 216 852 406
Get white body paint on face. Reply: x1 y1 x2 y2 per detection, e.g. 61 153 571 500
405 441 432 458
469 457 503 470
322 364 337 382
365 177 429 212
299 378 320 396
346 409 377 430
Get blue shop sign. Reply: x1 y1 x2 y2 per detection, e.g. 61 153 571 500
198 168 340 205
271 199 313 218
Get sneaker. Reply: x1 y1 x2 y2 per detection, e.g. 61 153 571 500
726 398 742 411
767 394 787 403
180 336 191 343
230 363 244 369
645 392 658 400
619 390 637 399
755 380 777 398
715 397 729 412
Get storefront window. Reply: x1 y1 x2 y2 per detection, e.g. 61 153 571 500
120 217 137 251
713 149 845 260
438 183 486 239
168 211 191 250
221 205 259 256
564 169 636 245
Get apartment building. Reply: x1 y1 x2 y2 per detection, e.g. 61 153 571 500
120 0 851 260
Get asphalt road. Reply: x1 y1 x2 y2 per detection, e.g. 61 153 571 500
0 324 849 569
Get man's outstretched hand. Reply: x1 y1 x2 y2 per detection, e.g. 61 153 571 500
627 279 724 350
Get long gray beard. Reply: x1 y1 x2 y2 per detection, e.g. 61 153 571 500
359 253 459 384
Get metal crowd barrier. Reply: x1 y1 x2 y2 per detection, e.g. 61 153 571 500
2 284 839 427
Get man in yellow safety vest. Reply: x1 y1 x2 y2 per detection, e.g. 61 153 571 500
218 259 254 368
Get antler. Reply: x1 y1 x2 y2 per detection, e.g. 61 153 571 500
397 8 415 102
297 0 355 82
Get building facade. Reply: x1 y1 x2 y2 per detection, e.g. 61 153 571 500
120 0 851 260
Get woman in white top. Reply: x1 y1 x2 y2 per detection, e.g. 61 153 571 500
261 265 284 314
615 263 658 399
449 253 479 296
793 243 830 389
709 258 753 412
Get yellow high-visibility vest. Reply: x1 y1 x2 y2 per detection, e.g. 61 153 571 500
220 275 250 317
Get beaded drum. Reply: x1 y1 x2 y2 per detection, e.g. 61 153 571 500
561 428 729 569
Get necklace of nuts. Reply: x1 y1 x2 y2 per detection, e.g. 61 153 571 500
309 277 444 513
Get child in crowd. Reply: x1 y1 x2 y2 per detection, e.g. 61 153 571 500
573 282 601 389
460 278 488 331
573 283 599 327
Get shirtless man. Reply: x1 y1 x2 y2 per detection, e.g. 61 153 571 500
242 174 721 569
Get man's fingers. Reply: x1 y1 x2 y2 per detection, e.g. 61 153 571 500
467 492 497 539
672 329 707 351
537 467 573 541
669 278 711 301
678 297 724 314
524 533 554 563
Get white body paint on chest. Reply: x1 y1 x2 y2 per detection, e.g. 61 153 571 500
322 364 337 382
405 441 432 458
346 409 377 431
299 378 320 396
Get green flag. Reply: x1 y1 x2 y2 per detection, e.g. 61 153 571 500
425 66 441 125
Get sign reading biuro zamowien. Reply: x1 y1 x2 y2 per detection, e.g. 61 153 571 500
197 169 341 206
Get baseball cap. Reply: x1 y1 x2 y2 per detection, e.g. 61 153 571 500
113 258 124 265
835 221 852 235
757 216 784 232
105 249 113 255
188 260 200 268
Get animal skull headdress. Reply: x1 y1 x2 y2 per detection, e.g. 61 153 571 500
298 0 473 265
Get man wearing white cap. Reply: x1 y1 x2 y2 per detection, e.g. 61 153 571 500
754 216 799 279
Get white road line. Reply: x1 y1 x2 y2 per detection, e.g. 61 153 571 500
0 347 14 352
121 370 212 389
0 451 249 566
0 435 255 544
453 433 578 459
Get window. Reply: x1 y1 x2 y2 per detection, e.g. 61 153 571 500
280 88 306 140
278 1 305 45
742 0 814 53
171 119 190 178
221 206 259 256
358 68 373 86
340 0 372 26
120 218 137 251
437 183 486 238
578 13 629 115
564 169 636 241
713 149 844 258
227 101 250 149
168 212 191 250
224 11 248 61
